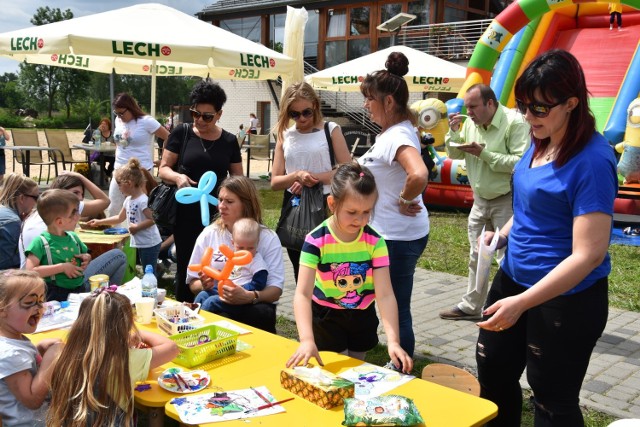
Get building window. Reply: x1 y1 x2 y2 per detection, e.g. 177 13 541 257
219 17 261 43
350 7 370 36
348 39 371 59
380 3 403 23
269 14 286 52
325 40 347 68
327 9 347 37
408 0 429 26
305 12 319 60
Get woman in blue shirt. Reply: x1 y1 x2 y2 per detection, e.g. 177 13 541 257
476 50 618 426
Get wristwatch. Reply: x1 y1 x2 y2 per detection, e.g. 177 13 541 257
252 290 259 305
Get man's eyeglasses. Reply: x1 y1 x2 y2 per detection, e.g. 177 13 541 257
190 109 217 123
113 109 128 118
23 193 39 202
515 98 567 118
289 108 314 120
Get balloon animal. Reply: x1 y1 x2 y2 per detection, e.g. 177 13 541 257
188 244 253 296
615 97 640 184
175 171 219 227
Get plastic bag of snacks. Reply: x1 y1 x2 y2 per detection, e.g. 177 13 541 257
342 395 424 426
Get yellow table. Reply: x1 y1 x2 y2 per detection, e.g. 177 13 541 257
31 309 497 427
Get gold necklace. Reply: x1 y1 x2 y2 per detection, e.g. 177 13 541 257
545 147 557 161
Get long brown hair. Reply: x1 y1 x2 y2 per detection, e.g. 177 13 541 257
514 49 595 166
113 93 146 120
214 175 263 228
47 292 138 427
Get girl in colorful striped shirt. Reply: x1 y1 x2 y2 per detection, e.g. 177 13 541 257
286 163 413 374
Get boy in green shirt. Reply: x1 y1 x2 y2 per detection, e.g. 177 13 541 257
25 189 91 301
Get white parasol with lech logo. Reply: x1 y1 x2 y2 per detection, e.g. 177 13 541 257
305 45 466 93
0 2 295 115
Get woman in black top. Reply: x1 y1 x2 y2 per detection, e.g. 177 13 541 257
159 79 243 302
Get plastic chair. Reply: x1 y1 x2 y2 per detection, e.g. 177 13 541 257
44 129 88 171
421 363 480 396
246 134 272 177
11 129 59 183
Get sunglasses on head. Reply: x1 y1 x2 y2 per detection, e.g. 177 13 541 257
190 109 217 123
289 108 314 120
113 109 127 118
515 98 567 118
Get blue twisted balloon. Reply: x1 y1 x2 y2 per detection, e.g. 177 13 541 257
175 171 219 226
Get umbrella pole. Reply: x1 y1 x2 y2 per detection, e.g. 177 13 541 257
151 60 157 161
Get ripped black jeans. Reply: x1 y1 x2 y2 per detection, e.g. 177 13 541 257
476 269 608 427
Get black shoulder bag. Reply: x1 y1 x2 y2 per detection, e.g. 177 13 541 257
275 122 335 250
148 123 189 231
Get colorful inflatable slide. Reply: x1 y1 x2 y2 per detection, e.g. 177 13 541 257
428 0 640 211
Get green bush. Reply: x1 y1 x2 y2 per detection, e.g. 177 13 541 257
0 111 24 128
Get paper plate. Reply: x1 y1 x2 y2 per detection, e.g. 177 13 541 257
104 227 128 235
158 368 210 394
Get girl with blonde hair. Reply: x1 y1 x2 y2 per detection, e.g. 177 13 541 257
0 270 61 426
47 289 177 427
271 82 351 281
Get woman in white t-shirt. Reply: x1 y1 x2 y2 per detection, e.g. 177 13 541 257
108 93 170 216
271 82 351 281
357 51 429 362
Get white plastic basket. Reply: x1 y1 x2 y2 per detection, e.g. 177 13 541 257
154 305 204 335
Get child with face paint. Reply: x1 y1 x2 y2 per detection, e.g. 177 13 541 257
0 270 62 426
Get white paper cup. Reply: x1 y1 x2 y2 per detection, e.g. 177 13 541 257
135 297 155 324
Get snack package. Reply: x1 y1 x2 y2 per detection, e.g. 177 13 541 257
342 395 424 426
280 366 354 409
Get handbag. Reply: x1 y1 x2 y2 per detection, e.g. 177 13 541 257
276 183 325 251
148 123 189 231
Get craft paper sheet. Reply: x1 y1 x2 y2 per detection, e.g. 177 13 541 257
338 362 415 397
170 386 285 424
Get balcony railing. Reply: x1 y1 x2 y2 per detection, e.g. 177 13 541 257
398 19 492 60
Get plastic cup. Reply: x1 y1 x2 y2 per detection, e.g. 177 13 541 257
156 288 167 305
88 274 109 291
135 297 155 324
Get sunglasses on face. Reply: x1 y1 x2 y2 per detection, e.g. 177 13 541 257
23 193 39 202
289 108 314 120
113 109 128 118
515 98 567 118
190 109 217 123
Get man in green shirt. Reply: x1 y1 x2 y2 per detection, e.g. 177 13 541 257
439 84 530 320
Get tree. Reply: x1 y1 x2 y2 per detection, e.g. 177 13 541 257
58 68 91 118
17 7 74 117
0 73 26 109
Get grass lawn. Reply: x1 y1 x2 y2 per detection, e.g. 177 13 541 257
260 185 624 426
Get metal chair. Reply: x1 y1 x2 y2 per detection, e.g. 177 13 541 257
11 129 59 183
246 134 272 177
421 363 480 396
43 129 88 171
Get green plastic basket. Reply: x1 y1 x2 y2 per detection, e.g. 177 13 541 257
169 324 238 368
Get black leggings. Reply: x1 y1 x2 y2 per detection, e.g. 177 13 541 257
610 12 622 26
477 269 608 427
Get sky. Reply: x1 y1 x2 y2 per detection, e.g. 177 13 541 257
0 0 215 75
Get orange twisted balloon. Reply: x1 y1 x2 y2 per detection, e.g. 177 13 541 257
189 244 253 296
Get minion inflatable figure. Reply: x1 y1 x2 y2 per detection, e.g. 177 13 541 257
410 98 448 180
615 97 640 184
